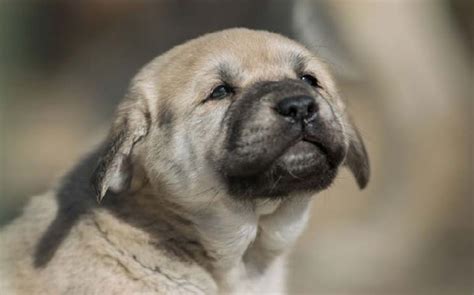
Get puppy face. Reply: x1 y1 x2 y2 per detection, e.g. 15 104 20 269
92 29 369 203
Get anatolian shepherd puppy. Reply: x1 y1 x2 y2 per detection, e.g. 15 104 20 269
0 28 369 294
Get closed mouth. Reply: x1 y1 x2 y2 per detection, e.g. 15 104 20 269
275 140 329 177
303 139 330 159
223 136 341 198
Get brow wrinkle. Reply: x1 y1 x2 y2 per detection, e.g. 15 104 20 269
217 62 240 85
291 52 309 75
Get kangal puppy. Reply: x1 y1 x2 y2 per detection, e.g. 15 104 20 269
0 28 369 294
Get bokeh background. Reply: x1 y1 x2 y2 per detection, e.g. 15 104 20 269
0 1 472 294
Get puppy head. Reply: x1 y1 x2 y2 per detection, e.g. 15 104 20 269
91 28 369 203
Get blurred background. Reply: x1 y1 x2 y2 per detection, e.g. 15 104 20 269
0 0 472 294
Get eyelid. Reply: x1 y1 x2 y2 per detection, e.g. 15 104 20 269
299 71 315 78
300 72 322 89
202 82 234 104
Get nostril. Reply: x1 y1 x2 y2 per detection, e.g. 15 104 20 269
307 101 317 116
276 95 317 121
288 105 298 118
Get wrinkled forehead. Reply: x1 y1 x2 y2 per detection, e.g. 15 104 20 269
196 38 324 86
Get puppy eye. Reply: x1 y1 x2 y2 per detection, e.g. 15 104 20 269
209 84 233 100
300 74 321 88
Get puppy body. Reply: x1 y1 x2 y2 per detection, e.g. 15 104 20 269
0 29 368 294
0 176 306 294
0 192 217 294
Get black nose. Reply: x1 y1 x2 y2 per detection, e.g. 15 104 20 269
276 95 318 121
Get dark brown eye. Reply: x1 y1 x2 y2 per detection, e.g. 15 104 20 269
300 74 320 88
209 84 233 100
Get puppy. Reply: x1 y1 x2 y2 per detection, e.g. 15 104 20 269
0 28 369 294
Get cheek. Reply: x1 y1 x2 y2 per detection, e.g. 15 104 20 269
193 102 229 138
146 101 230 180
165 106 229 192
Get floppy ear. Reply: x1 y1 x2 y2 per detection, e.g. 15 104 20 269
344 119 370 189
91 99 150 203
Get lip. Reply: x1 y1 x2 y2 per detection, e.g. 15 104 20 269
223 136 341 199
302 138 330 159
302 129 346 168
274 140 326 177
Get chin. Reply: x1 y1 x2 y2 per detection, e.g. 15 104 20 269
224 140 342 199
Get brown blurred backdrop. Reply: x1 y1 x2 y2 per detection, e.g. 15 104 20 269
0 1 472 294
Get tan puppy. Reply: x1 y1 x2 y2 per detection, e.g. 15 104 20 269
0 28 369 294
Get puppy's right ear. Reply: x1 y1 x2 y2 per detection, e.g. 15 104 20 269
91 98 150 203
344 118 370 190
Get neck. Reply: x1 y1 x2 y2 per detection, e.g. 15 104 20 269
101 181 311 291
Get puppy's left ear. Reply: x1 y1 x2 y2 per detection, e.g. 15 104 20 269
344 119 370 189
91 98 150 203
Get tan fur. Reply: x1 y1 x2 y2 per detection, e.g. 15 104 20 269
0 28 367 294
